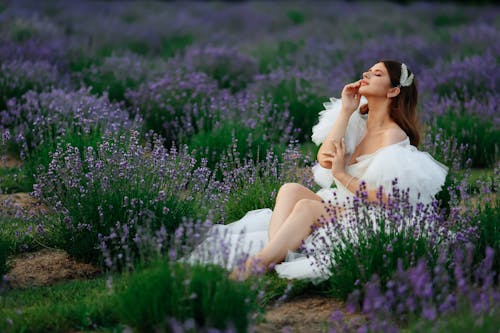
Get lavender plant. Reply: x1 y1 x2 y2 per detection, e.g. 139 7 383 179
33 131 215 265
454 164 499 276
420 53 498 102
78 52 166 102
113 260 261 333
221 142 314 223
252 39 305 73
182 46 259 93
335 245 499 333
0 238 8 276
0 38 69 66
125 70 221 146
0 13 63 43
0 60 61 110
306 183 450 300
0 211 44 256
431 108 498 168
187 93 296 169
1 88 137 187
249 68 329 142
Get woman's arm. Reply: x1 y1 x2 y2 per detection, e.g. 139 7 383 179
316 112 350 168
334 171 388 204
317 80 362 168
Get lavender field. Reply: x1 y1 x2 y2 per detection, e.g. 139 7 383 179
0 0 499 332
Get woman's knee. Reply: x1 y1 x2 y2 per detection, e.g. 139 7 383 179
293 198 318 212
279 182 304 191
293 199 328 227
278 182 307 198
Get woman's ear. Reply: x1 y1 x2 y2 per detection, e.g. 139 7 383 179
387 87 400 98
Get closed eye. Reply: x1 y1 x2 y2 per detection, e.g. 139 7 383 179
368 69 383 76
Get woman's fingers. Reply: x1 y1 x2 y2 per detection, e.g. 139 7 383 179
332 140 341 151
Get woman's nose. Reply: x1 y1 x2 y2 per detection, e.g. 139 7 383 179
362 71 370 79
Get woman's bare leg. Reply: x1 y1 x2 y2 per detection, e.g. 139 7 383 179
231 199 330 279
268 183 323 241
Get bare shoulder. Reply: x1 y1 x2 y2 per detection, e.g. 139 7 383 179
382 126 408 145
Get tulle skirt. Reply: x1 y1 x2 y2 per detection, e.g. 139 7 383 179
184 187 349 283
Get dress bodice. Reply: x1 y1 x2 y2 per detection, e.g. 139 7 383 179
312 98 448 206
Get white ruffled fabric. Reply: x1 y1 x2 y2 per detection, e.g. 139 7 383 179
185 97 448 283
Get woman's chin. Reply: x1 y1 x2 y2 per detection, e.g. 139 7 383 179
358 89 368 98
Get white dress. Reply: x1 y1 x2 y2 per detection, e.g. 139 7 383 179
185 97 448 283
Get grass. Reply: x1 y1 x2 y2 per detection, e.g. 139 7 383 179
0 214 42 255
114 261 262 332
0 275 121 333
0 260 272 333
406 303 500 333
0 167 31 193
188 121 286 171
0 239 8 276
433 111 498 168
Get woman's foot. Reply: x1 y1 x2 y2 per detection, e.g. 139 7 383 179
229 256 267 281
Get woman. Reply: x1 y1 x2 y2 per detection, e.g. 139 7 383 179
188 60 448 282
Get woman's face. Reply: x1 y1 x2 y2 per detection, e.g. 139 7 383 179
358 62 393 97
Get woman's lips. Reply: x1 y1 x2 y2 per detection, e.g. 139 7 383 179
360 80 368 86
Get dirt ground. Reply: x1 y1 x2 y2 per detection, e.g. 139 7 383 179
255 294 365 333
0 154 21 168
0 192 47 216
5 249 101 289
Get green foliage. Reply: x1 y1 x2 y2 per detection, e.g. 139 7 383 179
68 44 130 75
0 238 8 276
127 71 219 146
0 276 121 333
68 49 105 73
125 40 150 56
161 34 194 59
255 40 304 73
188 121 286 170
114 261 259 333
267 78 327 142
41 133 203 265
471 198 500 275
286 9 306 25
0 61 58 111
7 18 34 42
407 302 500 333
221 145 309 222
0 214 43 255
327 217 438 300
433 12 469 28
22 126 105 190
433 111 498 168
187 48 258 93
0 166 31 193
224 173 280 223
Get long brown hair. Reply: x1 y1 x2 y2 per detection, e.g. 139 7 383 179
359 60 420 146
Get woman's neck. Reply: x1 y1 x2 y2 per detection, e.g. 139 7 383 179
365 97 393 131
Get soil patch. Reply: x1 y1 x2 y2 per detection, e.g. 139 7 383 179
255 294 365 333
0 155 21 168
6 249 101 289
0 192 46 216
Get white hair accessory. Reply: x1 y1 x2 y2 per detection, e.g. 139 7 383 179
399 63 414 87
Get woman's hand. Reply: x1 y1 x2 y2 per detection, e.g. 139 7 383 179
341 80 362 114
324 139 346 177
